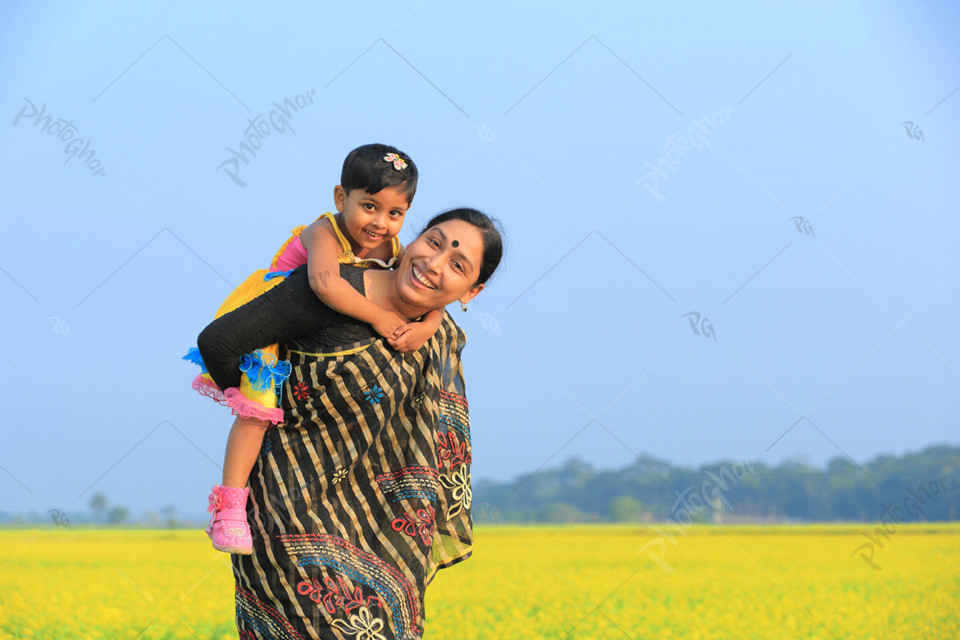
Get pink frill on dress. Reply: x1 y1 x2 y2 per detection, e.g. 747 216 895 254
224 388 283 424
191 374 283 424
192 374 227 404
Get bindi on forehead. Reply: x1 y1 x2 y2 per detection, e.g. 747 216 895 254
451 240 459 248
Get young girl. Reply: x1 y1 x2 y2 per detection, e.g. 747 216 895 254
184 143 444 554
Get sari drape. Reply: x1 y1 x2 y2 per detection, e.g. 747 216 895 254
232 315 472 640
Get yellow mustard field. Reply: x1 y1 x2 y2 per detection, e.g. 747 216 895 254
1 524 957 639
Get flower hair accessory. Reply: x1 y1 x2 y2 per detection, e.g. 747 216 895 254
383 153 407 171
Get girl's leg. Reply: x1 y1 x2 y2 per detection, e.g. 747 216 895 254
205 415 269 554
222 415 270 488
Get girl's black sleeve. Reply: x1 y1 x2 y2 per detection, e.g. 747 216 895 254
197 266 329 391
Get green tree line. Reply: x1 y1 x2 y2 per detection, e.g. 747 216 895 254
474 444 960 524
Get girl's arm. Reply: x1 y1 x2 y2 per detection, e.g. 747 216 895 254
198 266 333 391
300 220 406 340
388 309 445 352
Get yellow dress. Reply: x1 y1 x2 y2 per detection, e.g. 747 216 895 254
185 212 401 423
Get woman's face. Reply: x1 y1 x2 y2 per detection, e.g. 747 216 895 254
396 219 486 310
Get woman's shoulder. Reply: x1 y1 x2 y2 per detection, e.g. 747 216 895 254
337 264 367 294
437 310 468 349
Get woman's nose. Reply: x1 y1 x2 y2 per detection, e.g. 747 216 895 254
424 251 445 273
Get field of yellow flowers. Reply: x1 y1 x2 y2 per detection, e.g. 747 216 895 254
1 524 957 639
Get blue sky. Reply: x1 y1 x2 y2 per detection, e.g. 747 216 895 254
1 1 958 518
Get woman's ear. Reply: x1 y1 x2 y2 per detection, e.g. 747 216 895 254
459 283 484 306
333 185 346 212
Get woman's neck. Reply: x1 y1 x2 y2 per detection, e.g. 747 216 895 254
362 269 429 321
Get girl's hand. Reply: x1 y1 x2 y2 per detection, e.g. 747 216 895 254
372 311 407 342
387 321 433 352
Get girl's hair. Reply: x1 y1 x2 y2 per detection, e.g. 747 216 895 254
341 143 418 204
421 208 503 285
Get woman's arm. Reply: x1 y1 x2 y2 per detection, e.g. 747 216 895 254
388 308 445 352
197 266 331 391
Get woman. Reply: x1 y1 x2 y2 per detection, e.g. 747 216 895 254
197 209 503 640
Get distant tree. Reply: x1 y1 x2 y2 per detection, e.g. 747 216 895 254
160 505 178 528
107 506 130 525
142 510 162 528
609 496 645 522
539 502 584 523
89 492 109 523
558 458 593 486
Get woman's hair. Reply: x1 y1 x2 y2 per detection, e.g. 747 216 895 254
421 208 503 285
340 143 418 204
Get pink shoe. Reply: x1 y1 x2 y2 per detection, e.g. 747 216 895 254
205 485 252 555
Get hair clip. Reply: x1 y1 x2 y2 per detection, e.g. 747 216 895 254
383 153 407 171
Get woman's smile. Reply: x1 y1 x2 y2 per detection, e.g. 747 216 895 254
410 264 438 290
386 218 490 317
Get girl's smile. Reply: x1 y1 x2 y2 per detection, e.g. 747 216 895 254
334 184 409 256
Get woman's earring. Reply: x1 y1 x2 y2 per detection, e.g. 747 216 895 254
460 301 468 312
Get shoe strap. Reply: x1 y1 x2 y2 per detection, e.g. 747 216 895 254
212 507 248 522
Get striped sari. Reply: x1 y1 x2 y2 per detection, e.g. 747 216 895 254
231 315 472 640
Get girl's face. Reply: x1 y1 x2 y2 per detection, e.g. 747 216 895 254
334 185 409 253
396 219 486 310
